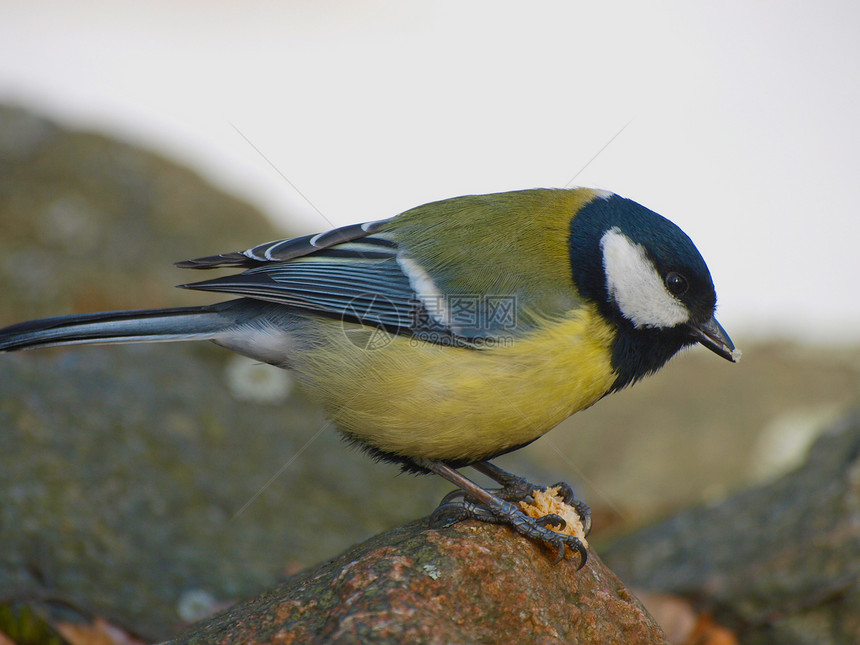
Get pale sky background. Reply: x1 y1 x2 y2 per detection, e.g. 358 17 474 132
0 1 858 344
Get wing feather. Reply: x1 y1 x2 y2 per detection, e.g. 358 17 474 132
175 219 395 269
177 218 512 347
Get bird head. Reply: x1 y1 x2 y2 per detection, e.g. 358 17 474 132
569 192 739 390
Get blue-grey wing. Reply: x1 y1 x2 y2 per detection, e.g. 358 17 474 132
177 219 515 346
178 230 474 344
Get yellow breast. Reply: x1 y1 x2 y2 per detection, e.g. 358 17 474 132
289 304 618 463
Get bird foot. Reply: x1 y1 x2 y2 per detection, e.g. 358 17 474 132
471 463 592 537
416 458 590 567
430 494 588 567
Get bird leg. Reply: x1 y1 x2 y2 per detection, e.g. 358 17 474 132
416 458 588 567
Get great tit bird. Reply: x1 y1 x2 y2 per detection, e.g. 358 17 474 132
0 187 739 566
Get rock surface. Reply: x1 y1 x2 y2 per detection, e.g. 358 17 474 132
603 409 860 645
168 520 668 645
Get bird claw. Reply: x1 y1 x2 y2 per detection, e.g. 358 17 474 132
492 475 538 502
522 480 591 538
429 494 588 568
428 502 464 528
485 471 592 538
550 481 577 504
430 499 494 528
549 482 592 537
546 533 587 567
533 513 567 531
509 505 588 568
437 489 468 505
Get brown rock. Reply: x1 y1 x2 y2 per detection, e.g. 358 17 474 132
170 520 668 645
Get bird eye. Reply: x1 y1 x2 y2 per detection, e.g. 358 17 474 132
665 272 688 297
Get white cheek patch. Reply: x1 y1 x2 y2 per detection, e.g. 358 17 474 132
600 228 689 329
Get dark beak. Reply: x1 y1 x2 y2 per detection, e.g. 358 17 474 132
687 316 741 363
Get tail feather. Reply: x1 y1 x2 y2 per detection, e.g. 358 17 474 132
0 305 231 352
